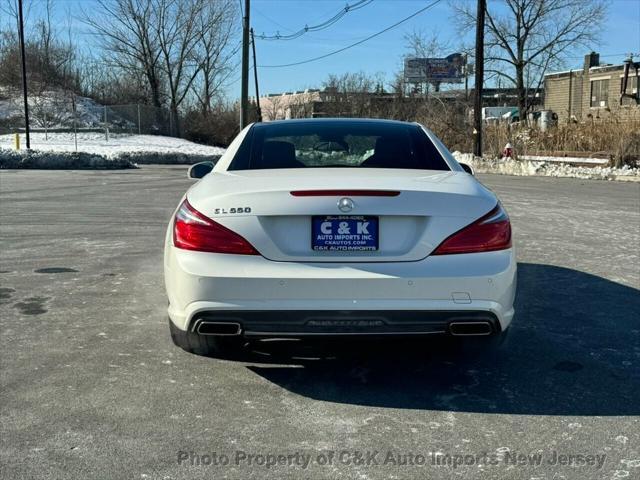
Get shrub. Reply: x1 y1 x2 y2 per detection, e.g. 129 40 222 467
614 131 640 168
183 107 240 148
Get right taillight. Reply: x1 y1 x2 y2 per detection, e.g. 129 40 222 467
432 203 512 255
173 199 259 255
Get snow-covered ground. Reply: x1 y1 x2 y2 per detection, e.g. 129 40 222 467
1 88 113 128
0 132 225 158
453 152 640 182
519 155 608 165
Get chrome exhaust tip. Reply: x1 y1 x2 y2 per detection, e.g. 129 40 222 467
449 321 492 336
196 321 242 336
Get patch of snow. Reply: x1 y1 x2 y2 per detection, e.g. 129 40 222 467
0 96 21 120
612 470 630 478
520 155 608 165
0 89 109 128
0 87 146 131
0 132 224 158
452 152 640 182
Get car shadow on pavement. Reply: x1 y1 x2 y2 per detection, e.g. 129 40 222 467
245 263 640 415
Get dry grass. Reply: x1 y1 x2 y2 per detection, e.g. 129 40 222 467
414 101 639 166
481 119 640 166
614 131 640 168
513 119 639 153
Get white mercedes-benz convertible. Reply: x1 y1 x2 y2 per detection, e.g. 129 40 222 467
164 118 516 357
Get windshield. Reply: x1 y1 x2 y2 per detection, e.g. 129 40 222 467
228 121 451 171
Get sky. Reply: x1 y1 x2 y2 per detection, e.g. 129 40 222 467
5 0 640 99
250 0 639 95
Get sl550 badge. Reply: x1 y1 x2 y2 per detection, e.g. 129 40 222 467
214 207 252 214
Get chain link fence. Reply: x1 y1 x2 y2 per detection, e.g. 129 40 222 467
0 91 178 151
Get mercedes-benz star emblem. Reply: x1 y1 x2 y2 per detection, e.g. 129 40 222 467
338 197 354 213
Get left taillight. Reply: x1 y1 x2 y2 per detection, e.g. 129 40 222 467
173 199 259 255
432 203 512 255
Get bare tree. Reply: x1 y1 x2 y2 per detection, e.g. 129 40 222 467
0 0 34 30
84 0 239 128
261 94 284 121
83 0 165 109
78 56 150 105
0 0 80 132
322 72 384 117
192 0 238 114
404 28 450 59
0 0 77 89
287 92 317 119
153 0 212 136
451 0 607 117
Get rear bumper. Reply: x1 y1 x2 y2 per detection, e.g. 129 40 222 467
191 310 502 337
165 247 517 334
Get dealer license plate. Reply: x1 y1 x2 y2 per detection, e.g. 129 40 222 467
311 216 378 252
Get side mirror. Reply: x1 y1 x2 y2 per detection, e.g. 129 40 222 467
459 162 474 175
188 161 214 179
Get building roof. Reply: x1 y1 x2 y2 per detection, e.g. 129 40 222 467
545 61 637 79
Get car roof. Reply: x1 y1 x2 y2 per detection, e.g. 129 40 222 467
251 117 420 129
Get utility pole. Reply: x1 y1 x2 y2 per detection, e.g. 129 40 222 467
18 0 30 149
464 53 469 100
240 0 250 129
473 0 485 158
567 70 573 122
250 28 262 122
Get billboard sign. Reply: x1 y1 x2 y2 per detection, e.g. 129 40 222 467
404 53 465 84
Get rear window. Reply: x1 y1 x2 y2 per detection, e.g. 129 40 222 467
228 121 450 171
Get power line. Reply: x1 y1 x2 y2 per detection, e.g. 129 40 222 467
227 66 254 87
254 7 295 33
256 0 373 41
259 0 443 68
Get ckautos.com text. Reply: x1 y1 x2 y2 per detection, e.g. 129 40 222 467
177 450 607 470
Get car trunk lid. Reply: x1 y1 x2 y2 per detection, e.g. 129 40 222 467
187 168 497 262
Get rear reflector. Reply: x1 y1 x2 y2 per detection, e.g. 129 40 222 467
432 204 512 255
290 190 400 197
173 200 259 255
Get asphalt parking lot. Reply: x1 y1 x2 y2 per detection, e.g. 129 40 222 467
1 166 639 480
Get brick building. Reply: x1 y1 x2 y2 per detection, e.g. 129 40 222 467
544 53 640 123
